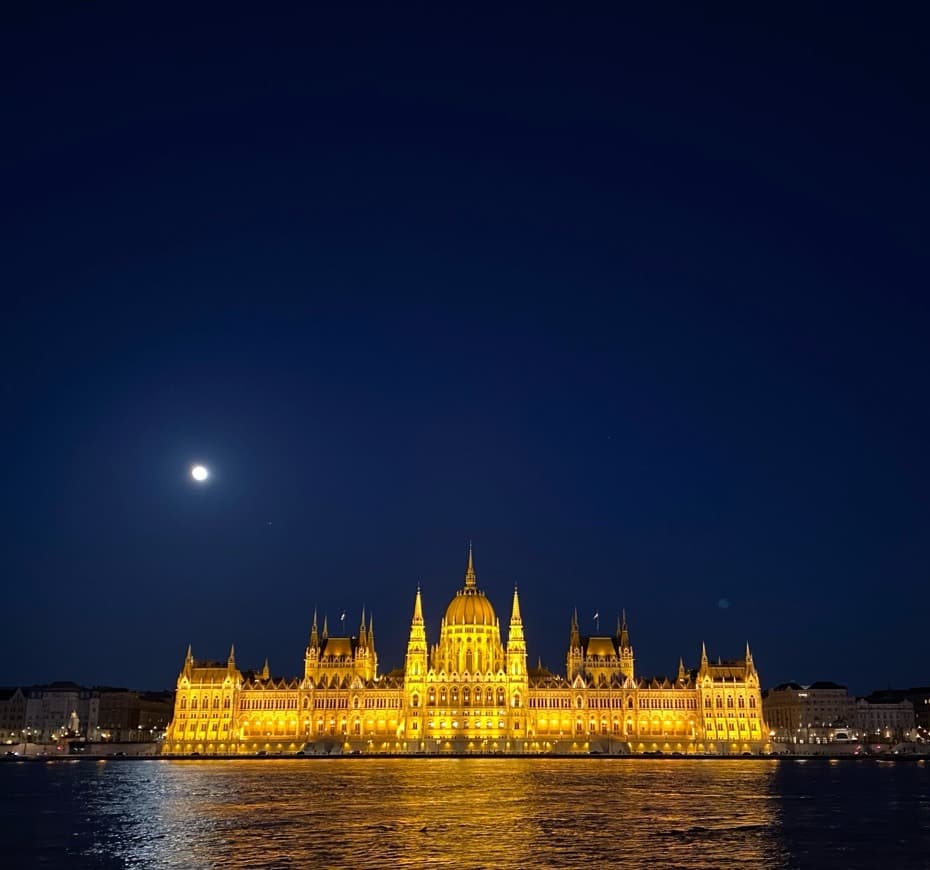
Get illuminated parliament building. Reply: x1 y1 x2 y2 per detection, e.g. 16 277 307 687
163 547 770 755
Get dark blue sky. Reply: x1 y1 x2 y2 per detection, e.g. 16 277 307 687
2 4 928 694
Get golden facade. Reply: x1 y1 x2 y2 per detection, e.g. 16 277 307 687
163 547 770 755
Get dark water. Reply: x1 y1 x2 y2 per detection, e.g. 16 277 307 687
2 758 928 868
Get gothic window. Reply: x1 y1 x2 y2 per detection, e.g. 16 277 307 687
513 693 522 708
223 698 230 709
466 650 473 672
451 688 459 704
428 690 435 706
628 698 634 709
497 688 505 706
463 688 470 706
191 698 198 710
440 688 447 704
412 695 420 708
738 696 745 708
213 697 220 709
180 698 187 709
749 696 756 709
727 696 734 709
487 688 493 704
716 697 723 709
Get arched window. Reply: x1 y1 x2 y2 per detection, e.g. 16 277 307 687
428 690 435 706
749 696 756 709
715 696 723 709
486 688 494 704
463 688 470 706
412 694 420 708
497 688 505 706
704 697 711 708
213 697 220 709
738 696 745 708
466 650 473 672
451 688 459 704
180 698 187 710
440 688 447 704
191 698 198 710
223 697 230 709
628 697 634 709
513 693 522 708
727 696 734 709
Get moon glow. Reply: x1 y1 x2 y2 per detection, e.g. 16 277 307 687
191 465 209 482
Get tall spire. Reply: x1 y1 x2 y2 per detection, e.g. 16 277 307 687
412 584 424 623
510 585 522 623
310 608 319 648
619 609 630 648
322 614 329 640
368 614 375 651
570 608 580 649
359 606 368 645
261 657 270 680
464 541 477 589
701 641 708 666
228 644 236 666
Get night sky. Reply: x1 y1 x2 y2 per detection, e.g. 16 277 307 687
3 4 928 695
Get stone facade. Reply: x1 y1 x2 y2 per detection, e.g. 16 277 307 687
163 547 770 755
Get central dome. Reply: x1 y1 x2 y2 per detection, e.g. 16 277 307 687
444 588 497 626
443 544 498 626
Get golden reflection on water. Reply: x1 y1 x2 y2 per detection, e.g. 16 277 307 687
107 759 784 868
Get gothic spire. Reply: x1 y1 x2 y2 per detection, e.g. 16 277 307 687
619 609 630 648
412 584 424 623
464 540 477 589
510 585 522 623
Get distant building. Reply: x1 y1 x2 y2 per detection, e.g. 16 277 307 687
0 688 26 741
164 546 770 755
856 692 916 741
24 682 99 742
762 681 856 743
95 689 175 742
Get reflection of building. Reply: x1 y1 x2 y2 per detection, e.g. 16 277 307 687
762 681 856 743
164 546 770 755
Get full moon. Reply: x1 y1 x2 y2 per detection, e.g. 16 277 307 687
191 465 209 482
